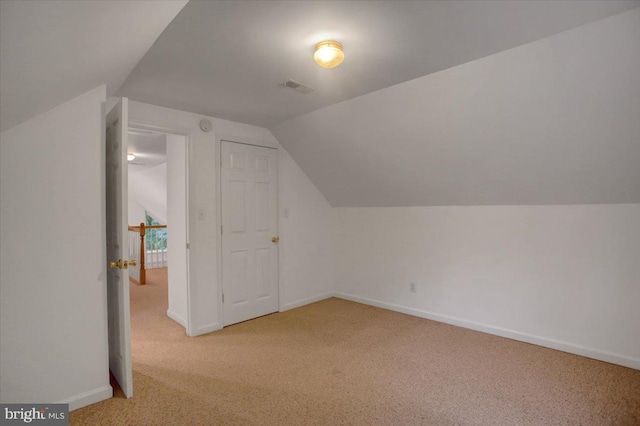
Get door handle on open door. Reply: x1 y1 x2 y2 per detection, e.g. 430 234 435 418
128 260 137 267
272 236 279 243
109 259 130 269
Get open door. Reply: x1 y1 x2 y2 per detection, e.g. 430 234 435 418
105 98 133 398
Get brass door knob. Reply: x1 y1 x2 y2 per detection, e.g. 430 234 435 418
272 236 279 243
128 259 137 267
109 259 131 269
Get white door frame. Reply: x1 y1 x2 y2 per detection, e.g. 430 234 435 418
216 137 280 327
128 120 193 336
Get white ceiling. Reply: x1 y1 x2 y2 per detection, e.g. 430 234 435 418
127 131 167 174
117 0 638 129
273 8 640 207
3 0 638 207
0 0 188 132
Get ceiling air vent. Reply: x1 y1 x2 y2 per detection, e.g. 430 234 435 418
280 79 314 94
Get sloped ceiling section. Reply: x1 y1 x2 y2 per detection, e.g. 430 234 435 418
0 0 188 132
117 0 639 129
272 9 640 207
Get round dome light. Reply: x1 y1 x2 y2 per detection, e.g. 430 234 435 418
314 40 344 69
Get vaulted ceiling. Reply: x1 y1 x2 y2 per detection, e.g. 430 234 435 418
117 0 638 128
273 8 640 206
0 0 188 132
2 1 638 207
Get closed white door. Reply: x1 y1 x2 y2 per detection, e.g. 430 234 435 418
105 98 133 397
221 141 279 326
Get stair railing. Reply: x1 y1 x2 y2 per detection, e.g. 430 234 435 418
127 222 168 285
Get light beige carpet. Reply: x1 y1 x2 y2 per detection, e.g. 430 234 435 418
71 268 640 425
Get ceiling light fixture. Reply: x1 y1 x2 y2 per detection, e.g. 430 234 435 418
314 40 344 69
127 152 136 161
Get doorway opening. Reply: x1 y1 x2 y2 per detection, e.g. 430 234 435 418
127 128 189 329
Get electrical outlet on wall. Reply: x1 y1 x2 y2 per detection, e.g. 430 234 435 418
410 282 416 293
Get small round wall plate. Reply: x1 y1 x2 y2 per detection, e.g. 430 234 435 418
199 119 212 132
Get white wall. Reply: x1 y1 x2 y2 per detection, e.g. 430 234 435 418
166 134 188 327
128 194 147 227
333 204 640 369
128 161 167 225
128 101 334 335
278 147 334 310
0 86 112 408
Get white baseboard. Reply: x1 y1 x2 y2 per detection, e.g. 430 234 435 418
190 322 222 337
166 309 188 329
281 292 334 312
334 292 640 371
59 385 113 411
191 292 334 335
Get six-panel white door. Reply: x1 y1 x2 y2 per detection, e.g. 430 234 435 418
221 141 279 326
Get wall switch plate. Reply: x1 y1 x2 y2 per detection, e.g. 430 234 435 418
410 282 416 293
198 209 206 221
